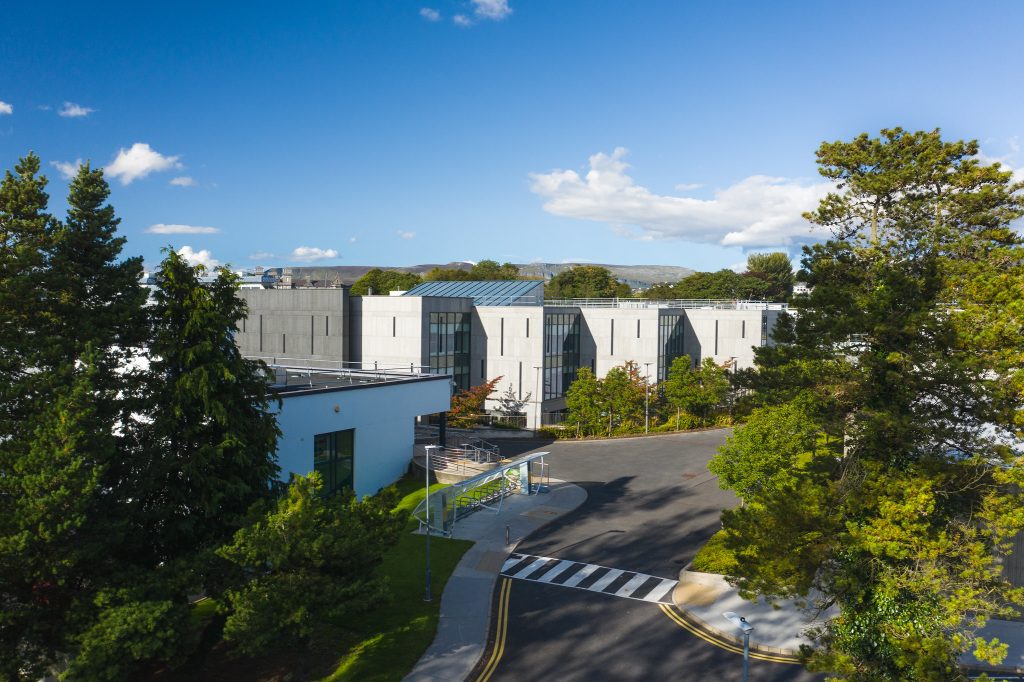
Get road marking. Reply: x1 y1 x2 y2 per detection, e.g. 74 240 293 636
536 559 576 583
476 578 512 682
500 553 677 604
658 603 800 665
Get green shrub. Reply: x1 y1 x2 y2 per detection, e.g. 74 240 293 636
536 425 577 440
690 530 738 575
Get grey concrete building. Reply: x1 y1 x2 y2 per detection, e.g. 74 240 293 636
237 280 786 429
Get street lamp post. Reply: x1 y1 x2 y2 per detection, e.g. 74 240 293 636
643 362 653 434
423 444 437 602
723 611 754 682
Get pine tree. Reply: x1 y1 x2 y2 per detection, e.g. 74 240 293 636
710 128 1024 679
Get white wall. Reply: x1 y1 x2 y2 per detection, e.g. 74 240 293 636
578 308 661 378
273 377 451 497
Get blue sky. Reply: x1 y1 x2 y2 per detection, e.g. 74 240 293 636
2 0 1022 272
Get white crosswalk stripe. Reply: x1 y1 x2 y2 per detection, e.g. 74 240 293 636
499 552 678 604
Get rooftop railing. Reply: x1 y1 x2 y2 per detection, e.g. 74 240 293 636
543 298 789 310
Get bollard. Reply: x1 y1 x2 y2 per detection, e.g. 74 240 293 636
505 525 510 546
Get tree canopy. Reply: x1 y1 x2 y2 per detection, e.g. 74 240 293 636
423 259 523 281
710 128 1024 679
744 252 794 300
545 265 631 299
643 269 770 300
349 268 422 295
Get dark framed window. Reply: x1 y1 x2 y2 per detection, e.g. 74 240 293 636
429 312 471 392
658 314 686 381
314 428 354 495
543 313 581 400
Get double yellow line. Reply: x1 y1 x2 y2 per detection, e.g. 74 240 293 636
476 578 512 682
658 603 800 665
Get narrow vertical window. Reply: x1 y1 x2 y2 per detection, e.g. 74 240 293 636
526 318 530 338
392 316 396 337
283 333 287 354
741 320 745 339
637 319 641 338
311 315 315 354
259 315 263 352
518 362 523 399
610 319 615 355
500 318 504 356
714 320 718 355
326 315 330 336
242 317 246 333
591 358 595 372
481 358 485 378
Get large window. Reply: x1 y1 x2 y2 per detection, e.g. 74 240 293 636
543 313 580 400
314 428 354 495
658 314 686 380
429 312 471 392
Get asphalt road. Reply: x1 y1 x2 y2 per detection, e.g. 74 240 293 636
482 431 821 682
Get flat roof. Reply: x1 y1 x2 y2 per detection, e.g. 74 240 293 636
269 366 451 398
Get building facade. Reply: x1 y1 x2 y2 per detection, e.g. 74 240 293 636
238 280 786 428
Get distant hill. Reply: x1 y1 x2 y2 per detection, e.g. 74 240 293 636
262 262 695 289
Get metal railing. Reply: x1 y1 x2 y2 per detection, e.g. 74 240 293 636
249 357 434 385
544 298 788 310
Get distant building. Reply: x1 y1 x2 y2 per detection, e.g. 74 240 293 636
793 281 812 296
235 280 788 429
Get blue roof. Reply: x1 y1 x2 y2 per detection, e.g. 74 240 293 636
402 280 543 306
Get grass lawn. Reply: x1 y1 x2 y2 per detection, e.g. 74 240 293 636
324 477 474 681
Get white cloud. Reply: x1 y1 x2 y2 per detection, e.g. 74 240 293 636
169 176 197 187
674 182 704 191
530 147 833 248
349 236 358 243
0 101 12 115
177 245 220 269
397 230 416 240
289 246 338 262
145 224 219 235
419 7 440 21
105 143 182 185
51 159 84 179
472 0 512 20
59 102 94 118
249 251 276 261
453 14 472 26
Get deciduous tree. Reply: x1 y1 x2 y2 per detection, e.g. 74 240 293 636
349 268 421 295
545 265 631 299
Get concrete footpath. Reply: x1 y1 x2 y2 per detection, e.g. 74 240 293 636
674 570 1024 673
403 479 587 682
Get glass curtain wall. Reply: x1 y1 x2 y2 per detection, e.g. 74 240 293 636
313 428 354 495
658 314 687 380
429 312 471 392
543 313 581 400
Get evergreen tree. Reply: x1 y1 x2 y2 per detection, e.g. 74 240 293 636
137 249 281 565
45 162 147 365
0 153 54 435
709 128 1024 679
217 474 403 654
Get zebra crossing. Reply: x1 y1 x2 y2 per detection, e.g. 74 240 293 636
500 552 678 604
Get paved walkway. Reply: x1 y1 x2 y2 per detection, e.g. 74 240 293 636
674 570 1024 673
403 479 587 682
